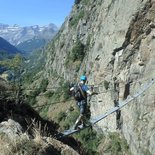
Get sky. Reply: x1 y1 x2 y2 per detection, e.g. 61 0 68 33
0 0 75 27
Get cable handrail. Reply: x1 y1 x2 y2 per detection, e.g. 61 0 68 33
59 78 155 138
1 77 153 108
0 76 150 93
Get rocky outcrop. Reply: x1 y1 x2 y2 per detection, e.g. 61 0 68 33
0 119 80 155
0 97 83 155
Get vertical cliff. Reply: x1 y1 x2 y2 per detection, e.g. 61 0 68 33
29 0 155 154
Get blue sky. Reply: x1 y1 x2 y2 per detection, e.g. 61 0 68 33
0 0 75 27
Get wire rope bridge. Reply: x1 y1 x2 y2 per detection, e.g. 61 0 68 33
57 78 155 139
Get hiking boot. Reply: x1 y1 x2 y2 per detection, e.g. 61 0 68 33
72 124 78 130
80 120 91 128
84 119 92 126
80 123 85 128
73 114 83 130
72 121 81 130
72 124 81 130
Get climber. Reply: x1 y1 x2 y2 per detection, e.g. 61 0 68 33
70 75 98 130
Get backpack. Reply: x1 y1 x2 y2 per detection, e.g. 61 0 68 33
72 84 86 101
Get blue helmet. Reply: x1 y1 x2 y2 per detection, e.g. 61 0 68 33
80 75 87 81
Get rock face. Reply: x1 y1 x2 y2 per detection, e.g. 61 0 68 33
29 0 155 154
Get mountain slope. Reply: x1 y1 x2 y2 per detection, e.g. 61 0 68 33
16 38 47 56
0 37 21 60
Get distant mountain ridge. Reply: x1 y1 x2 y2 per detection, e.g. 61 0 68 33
0 23 58 46
0 23 58 55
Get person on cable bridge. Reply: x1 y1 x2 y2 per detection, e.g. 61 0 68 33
70 75 98 130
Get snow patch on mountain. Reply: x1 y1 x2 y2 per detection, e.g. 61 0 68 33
0 23 58 45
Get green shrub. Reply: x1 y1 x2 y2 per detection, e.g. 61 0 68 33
26 90 39 106
75 128 102 155
144 149 152 155
105 133 130 154
68 110 79 123
104 80 110 90
75 0 81 5
39 78 48 93
0 54 23 70
82 0 90 5
69 10 85 27
44 91 55 98
65 40 85 70
75 0 90 6
57 108 79 130
86 35 91 47
71 40 85 62
62 81 70 100
57 111 67 122
63 122 70 130
39 104 50 119
26 79 48 106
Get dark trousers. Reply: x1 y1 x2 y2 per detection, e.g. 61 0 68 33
77 100 87 114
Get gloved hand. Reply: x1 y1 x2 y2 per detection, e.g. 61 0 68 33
69 82 74 88
90 86 94 92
